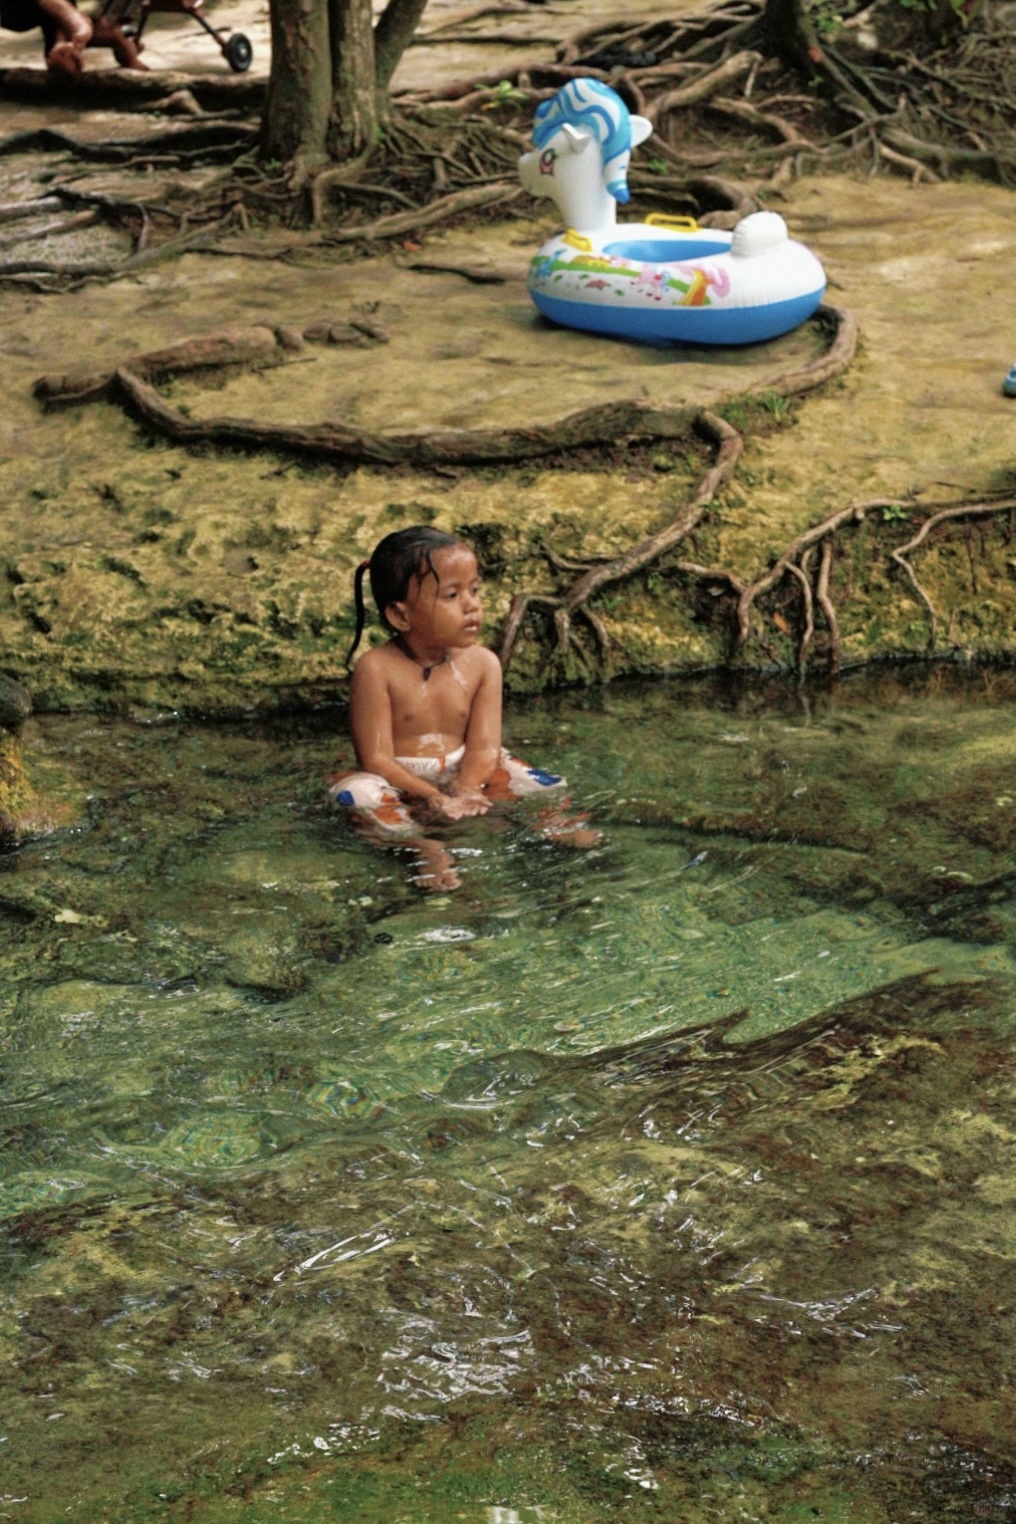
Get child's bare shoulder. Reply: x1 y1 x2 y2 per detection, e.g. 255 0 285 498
466 645 502 682
351 642 399 685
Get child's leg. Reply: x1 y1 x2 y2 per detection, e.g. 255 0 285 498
491 751 602 848
90 13 147 68
37 0 91 70
328 770 460 893
405 835 460 893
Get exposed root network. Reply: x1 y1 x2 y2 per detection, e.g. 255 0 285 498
26 299 1016 679
3 0 1015 284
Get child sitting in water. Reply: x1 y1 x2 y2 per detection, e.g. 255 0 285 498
330 525 597 891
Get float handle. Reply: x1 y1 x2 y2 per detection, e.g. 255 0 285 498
645 213 700 230
563 229 594 251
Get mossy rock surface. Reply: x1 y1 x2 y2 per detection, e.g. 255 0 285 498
0 177 1012 711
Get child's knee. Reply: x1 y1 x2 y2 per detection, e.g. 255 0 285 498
328 771 416 840
500 752 567 799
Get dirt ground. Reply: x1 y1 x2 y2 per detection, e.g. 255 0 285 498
0 0 679 85
0 0 1014 718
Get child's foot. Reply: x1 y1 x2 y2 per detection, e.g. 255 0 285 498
46 40 85 75
111 36 148 69
413 863 462 892
410 838 462 893
538 809 604 850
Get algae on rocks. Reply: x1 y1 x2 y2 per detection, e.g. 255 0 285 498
0 177 1013 712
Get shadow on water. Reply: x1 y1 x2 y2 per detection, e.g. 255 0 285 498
1 667 1015 1519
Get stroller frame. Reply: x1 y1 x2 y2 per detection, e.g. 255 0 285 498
96 0 253 72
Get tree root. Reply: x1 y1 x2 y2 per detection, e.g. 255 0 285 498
8 0 1004 252
417 3 536 39
733 492 1016 671
646 49 763 122
322 180 525 243
389 0 1016 206
3 0 1004 253
497 409 743 669
890 499 1016 649
879 127 1016 185
0 65 265 113
734 498 872 665
27 300 859 680
503 481 1016 683
34 325 285 408
31 298 852 476
0 205 243 289
707 95 818 151
496 303 855 673
0 208 98 250
0 123 257 167
105 357 705 467
397 256 525 282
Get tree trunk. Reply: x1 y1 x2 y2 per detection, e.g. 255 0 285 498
260 0 333 165
374 0 429 95
262 0 427 171
764 0 823 76
764 0 883 113
327 0 378 160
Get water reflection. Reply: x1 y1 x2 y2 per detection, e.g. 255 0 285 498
1 669 1014 1518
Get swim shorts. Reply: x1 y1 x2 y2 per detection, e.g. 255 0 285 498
328 745 565 840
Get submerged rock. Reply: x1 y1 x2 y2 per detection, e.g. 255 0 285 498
0 672 30 729
0 681 79 843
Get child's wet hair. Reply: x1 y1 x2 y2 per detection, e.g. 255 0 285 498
346 525 463 668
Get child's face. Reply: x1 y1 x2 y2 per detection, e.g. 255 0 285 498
391 545 483 651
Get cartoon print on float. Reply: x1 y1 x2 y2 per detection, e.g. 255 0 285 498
518 78 827 346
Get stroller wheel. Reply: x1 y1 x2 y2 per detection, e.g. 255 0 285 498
223 32 253 72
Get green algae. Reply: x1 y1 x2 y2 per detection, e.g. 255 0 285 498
0 175 1014 709
1 668 1015 1519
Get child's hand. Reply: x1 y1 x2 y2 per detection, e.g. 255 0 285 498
448 784 493 818
430 790 489 821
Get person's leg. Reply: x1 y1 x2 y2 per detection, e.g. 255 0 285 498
494 751 602 848
36 0 92 71
89 11 147 68
404 834 460 893
328 770 461 893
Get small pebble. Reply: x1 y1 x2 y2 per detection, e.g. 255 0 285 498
349 317 390 344
328 323 369 346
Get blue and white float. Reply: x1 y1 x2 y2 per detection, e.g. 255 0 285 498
518 79 826 346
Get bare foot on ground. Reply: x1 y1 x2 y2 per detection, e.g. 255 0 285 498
46 40 85 74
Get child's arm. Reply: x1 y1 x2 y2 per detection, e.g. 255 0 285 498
450 649 503 795
349 653 484 818
39 0 92 65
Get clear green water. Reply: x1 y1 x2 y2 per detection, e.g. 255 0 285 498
2 669 1015 1521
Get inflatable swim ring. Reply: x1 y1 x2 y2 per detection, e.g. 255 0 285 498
518 79 826 346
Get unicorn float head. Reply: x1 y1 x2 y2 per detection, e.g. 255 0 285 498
518 78 653 235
